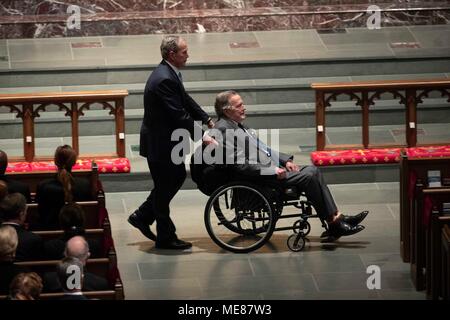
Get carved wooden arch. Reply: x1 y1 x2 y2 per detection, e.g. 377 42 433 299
33 102 71 118
78 101 115 116
416 88 450 104
0 104 23 118
324 91 362 107
368 89 406 105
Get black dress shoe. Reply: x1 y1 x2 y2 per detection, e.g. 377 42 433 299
341 211 369 226
128 212 156 241
327 218 365 240
155 239 192 250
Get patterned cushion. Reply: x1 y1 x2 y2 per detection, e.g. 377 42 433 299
6 158 130 174
310 148 401 166
406 145 450 158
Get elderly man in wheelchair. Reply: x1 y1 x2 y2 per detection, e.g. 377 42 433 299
191 90 368 253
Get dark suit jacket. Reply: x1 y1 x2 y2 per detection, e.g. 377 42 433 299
43 271 109 293
0 262 30 295
140 60 209 162
1 223 43 261
0 174 31 203
213 118 293 178
35 177 92 230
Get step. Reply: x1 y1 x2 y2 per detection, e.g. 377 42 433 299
2 124 449 192
1 72 449 110
1 1 449 38
2 55 449 88
1 97 449 140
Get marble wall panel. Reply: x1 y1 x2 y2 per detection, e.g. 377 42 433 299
1 1 449 38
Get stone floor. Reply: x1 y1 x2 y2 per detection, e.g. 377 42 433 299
106 181 426 300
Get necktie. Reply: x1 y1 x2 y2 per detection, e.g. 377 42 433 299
238 123 271 158
177 71 183 83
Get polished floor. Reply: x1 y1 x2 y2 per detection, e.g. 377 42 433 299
106 181 426 300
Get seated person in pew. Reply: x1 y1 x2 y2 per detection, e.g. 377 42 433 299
0 193 44 261
44 203 102 260
0 180 7 204
0 226 30 295
7 272 43 300
56 256 88 300
0 150 31 203
43 236 108 293
35 145 93 230
210 90 368 241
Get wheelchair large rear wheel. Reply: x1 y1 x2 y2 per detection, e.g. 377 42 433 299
204 183 276 253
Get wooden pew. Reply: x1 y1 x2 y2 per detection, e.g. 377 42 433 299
442 225 450 300
427 206 450 299
34 226 111 258
399 153 450 262
26 200 106 230
9 249 124 300
6 163 101 201
411 186 450 291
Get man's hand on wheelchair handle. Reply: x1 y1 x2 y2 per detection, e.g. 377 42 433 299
276 167 287 180
285 161 299 172
202 134 219 146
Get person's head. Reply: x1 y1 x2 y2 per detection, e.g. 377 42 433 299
0 150 7 175
0 225 18 262
64 235 90 265
214 90 246 123
54 145 77 203
9 272 43 300
0 180 8 203
0 193 27 224
56 256 84 292
160 35 189 69
59 204 86 239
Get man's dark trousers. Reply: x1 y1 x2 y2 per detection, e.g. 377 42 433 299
136 159 186 243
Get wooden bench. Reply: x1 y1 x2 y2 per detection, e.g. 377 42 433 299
311 79 450 151
6 163 102 201
400 154 450 262
411 186 450 291
26 200 106 230
35 225 111 258
442 225 450 300
11 249 124 300
427 208 450 299
0 90 128 162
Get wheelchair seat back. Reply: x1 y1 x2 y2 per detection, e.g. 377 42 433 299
190 146 230 196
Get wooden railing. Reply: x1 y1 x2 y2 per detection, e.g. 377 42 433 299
0 90 128 162
312 79 450 151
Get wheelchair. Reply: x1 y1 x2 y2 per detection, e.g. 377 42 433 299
191 154 330 253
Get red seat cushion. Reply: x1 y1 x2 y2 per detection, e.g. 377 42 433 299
406 145 450 158
6 158 130 174
310 148 401 166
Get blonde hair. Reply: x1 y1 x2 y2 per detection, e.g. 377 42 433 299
0 225 18 261
9 272 43 300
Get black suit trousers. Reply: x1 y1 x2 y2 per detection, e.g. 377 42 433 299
137 159 187 242
280 165 337 220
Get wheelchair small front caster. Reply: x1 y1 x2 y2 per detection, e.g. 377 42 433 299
287 233 305 252
293 220 311 236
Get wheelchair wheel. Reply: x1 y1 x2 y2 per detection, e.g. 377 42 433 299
205 183 276 253
293 220 311 236
287 234 305 252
